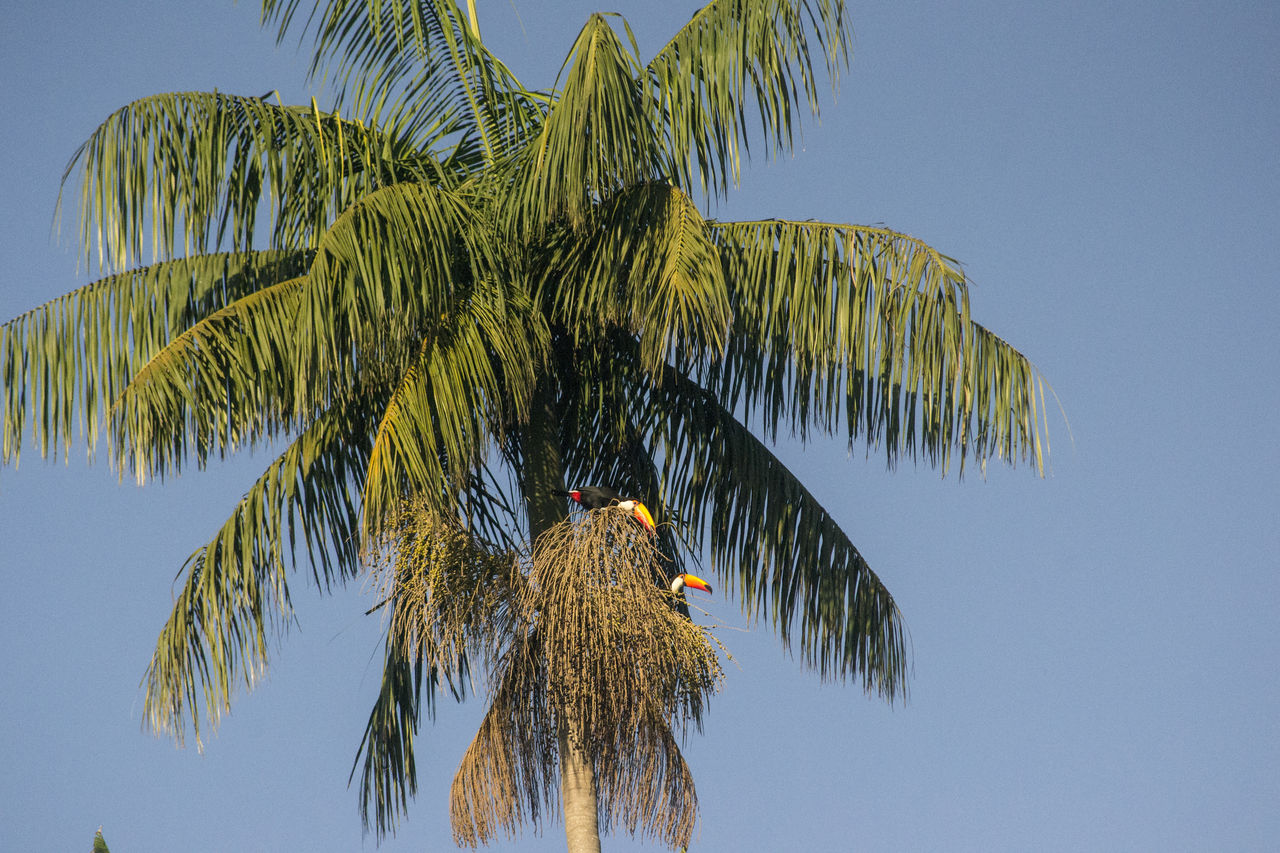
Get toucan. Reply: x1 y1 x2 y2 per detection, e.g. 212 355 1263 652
554 485 655 533
669 573 714 618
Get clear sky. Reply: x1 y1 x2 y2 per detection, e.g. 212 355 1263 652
2 2 1278 851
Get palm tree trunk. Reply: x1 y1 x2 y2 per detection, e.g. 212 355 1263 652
558 726 602 853
520 376 602 853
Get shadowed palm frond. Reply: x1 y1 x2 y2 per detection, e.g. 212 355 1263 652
360 278 550 535
351 615 431 841
649 364 908 697
539 182 732 376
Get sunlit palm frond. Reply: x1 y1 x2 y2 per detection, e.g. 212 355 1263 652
295 179 497 410
361 279 549 536
142 392 374 747
648 0 852 197
709 219 1049 475
263 0 543 162
539 182 731 375
508 14 664 234
107 276 306 484
1 250 309 467
62 91 434 272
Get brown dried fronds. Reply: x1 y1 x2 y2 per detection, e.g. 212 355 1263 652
528 510 724 752
450 633 556 847
448 510 726 850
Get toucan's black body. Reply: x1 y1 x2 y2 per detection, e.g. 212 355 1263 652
553 485 623 510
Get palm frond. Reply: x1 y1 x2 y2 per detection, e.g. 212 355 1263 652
648 0 852 198
142 392 373 746
709 219 1049 475
1 251 309 467
539 182 732 375
262 0 543 162
360 278 549 536
350 625 431 840
107 276 306 484
294 179 495 411
651 364 908 697
507 14 664 233
61 90 450 272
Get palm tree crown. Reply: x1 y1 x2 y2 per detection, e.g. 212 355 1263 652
0 0 1051 844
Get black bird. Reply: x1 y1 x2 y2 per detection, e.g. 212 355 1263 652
554 485 620 509
554 486 655 532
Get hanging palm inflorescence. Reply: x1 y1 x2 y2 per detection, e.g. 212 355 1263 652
0 0 1052 846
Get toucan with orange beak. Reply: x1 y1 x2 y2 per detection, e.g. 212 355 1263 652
554 485 655 533
669 573 714 618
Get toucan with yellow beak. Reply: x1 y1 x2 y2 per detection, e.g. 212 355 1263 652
554 485 655 533
669 573 714 618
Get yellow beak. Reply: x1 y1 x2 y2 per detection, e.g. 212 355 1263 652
617 499 656 533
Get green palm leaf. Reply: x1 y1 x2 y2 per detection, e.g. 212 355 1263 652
1 250 309 468
293 179 493 411
539 182 732 374
142 391 374 746
509 14 663 233
262 0 544 163
108 275 307 483
708 219 1049 474
648 0 851 197
362 279 549 535
651 365 907 695
63 91 442 272
351 625 430 840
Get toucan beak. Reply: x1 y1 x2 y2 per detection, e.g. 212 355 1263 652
631 501 655 533
616 499 656 533
681 573 713 595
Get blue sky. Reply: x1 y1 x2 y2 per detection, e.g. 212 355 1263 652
2 1 1278 851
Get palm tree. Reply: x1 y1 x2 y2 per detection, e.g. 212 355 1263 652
0 0 1052 850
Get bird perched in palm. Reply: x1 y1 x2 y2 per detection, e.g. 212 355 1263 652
555 485 656 533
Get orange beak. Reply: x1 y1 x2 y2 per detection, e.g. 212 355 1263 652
680 573 713 594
